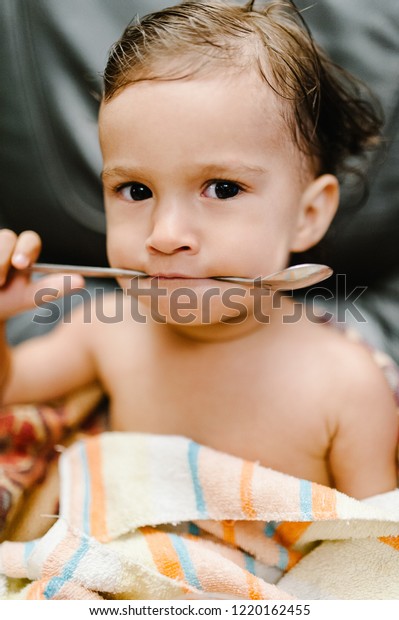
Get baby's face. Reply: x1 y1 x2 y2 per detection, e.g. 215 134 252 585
100 71 314 325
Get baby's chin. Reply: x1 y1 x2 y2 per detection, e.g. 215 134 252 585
123 280 258 327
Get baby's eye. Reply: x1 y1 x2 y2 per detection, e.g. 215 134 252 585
203 180 243 200
119 183 153 201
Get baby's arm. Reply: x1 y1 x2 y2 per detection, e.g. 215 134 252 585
0 229 97 405
328 343 398 499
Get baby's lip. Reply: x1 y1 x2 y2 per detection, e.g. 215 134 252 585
150 273 207 279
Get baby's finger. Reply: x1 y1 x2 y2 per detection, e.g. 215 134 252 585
0 273 85 322
0 229 18 285
0 273 86 320
28 273 86 307
11 230 42 269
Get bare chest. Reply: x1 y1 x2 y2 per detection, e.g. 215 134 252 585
96 328 330 484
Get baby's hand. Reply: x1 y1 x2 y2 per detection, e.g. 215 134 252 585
0 229 84 322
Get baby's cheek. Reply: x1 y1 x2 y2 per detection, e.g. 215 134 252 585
106 229 133 267
106 232 119 266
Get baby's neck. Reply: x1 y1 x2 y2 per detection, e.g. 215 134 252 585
147 295 294 345
163 316 264 344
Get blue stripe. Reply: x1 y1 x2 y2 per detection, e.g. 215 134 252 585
79 441 91 534
188 522 200 536
24 541 35 563
264 521 278 538
44 537 90 599
263 523 289 571
188 442 207 518
300 480 313 520
277 545 289 570
170 534 202 590
245 554 256 575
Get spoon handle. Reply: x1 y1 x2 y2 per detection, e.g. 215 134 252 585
30 263 149 279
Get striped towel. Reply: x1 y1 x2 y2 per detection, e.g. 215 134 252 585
1 432 399 600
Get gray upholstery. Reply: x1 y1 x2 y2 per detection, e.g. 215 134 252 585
296 0 399 361
0 0 171 265
1 0 398 361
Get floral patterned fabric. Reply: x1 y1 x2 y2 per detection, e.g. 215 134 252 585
0 386 104 539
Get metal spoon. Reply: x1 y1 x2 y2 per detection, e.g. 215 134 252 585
213 263 333 290
30 262 332 291
30 263 149 279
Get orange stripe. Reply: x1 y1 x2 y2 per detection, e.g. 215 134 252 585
285 548 304 571
141 527 186 583
246 572 263 600
275 522 311 547
379 536 399 551
311 484 337 519
69 444 84 530
26 579 47 600
222 520 236 546
86 437 108 541
240 461 257 518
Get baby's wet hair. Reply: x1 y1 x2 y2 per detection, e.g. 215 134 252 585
103 0 382 177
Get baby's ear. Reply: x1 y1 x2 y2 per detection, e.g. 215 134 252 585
290 174 339 252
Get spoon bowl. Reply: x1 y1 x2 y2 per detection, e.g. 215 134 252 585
214 263 333 290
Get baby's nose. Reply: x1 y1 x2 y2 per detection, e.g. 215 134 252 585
145 207 199 256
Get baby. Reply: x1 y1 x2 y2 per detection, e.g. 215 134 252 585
0 0 397 505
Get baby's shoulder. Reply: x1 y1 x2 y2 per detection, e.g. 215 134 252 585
300 321 398 420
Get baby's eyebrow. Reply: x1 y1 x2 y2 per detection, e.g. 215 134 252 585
101 165 147 180
101 162 267 180
199 162 267 177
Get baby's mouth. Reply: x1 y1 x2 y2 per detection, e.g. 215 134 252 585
149 272 254 281
150 273 196 279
